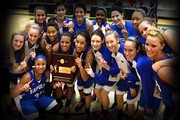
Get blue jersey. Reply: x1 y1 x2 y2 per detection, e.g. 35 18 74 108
110 21 134 40
129 54 157 109
92 20 109 35
131 28 146 45
57 43 74 55
92 44 111 85
20 70 46 100
45 31 61 44
72 18 87 38
153 55 175 119
48 16 71 32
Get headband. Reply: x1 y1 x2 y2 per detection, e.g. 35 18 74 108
34 55 47 61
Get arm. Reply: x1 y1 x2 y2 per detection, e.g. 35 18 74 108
68 21 74 33
86 19 93 35
10 72 32 98
152 57 180 72
164 29 180 56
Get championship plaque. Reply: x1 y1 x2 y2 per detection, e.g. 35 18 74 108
51 53 75 83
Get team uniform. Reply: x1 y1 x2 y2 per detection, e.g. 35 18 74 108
8 50 26 85
76 46 95 95
56 44 75 87
48 16 71 33
153 54 176 120
110 21 134 43
72 18 87 38
92 44 112 90
114 44 140 104
132 28 146 45
130 54 161 118
14 70 57 120
92 20 109 35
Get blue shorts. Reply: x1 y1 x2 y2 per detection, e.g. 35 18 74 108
15 95 57 120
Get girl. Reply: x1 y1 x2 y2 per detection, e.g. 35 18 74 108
22 6 47 42
48 1 71 34
68 2 93 38
10 55 63 120
123 36 161 120
131 8 146 45
92 7 110 35
8 32 27 86
86 29 112 119
145 29 177 120
40 20 61 65
110 4 134 42
51 31 75 117
105 30 140 119
73 30 95 119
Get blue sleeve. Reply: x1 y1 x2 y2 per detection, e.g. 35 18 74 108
138 57 155 109
109 58 120 76
93 68 109 85
127 71 138 88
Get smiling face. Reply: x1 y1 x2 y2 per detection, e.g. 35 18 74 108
131 11 144 30
96 9 106 25
138 21 156 38
75 7 85 21
91 34 103 51
105 34 119 53
12 34 24 51
56 5 66 20
145 35 165 61
60 35 71 52
46 26 58 42
35 9 47 24
28 28 40 46
124 40 139 61
34 58 46 74
75 35 87 52
111 10 124 26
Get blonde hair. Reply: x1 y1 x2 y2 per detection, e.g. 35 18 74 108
147 28 166 45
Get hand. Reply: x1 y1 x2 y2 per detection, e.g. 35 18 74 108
71 66 76 73
120 68 127 79
99 56 109 70
30 49 36 60
121 26 128 39
152 61 163 72
63 21 69 28
85 63 94 78
53 81 65 89
75 53 83 68
130 88 137 97
20 56 27 70
23 80 32 92
146 108 154 117
44 40 52 52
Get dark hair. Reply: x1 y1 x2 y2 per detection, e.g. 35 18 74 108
73 2 86 18
34 6 47 16
46 20 59 31
96 7 107 16
138 17 157 27
55 1 66 9
77 30 90 46
61 31 74 42
125 36 146 56
91 29 105 40
111 4 124 14
134 8 147 17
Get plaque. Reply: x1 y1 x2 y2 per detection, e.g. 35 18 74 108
51 53 75 83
